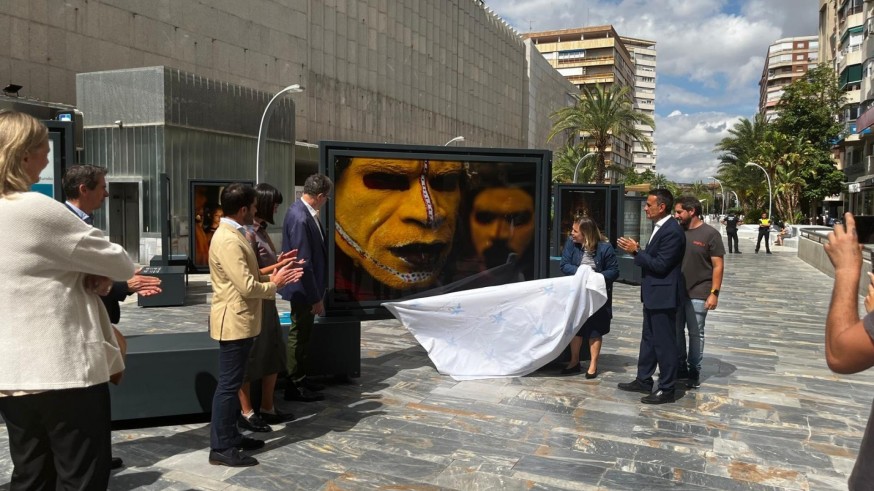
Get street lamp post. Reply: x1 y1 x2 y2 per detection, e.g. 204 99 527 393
573 152 597 184
444 136 465 146
709 176 725 215
256 84 304 184
745 162 772 220
700 199 708 216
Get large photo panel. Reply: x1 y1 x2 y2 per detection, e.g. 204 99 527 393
189 179 252 272
322 142 552 314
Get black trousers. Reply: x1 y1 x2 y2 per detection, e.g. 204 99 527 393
636 307 678 391
210 337 254 451
0 383 111 491
755 229 771 253
726 230 739 252
287 301 315 382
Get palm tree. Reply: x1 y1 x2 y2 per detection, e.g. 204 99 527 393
548 84 655 184
551 145 596 184
715 114 769 210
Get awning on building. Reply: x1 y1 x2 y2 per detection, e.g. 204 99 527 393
840 64 863 88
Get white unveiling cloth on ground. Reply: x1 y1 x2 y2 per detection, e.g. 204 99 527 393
383 265 608 380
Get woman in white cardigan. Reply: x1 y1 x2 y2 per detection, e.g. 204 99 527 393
0 111 135 490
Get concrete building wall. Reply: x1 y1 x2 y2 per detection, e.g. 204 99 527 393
524 39 577 152
3 0 542 149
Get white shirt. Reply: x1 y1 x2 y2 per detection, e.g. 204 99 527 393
648 214 673 245
302 198 322 236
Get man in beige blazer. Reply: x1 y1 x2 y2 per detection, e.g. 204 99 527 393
207 183 301 467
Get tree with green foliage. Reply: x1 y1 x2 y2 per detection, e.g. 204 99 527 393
551 146 596 183
771 64 845 215
622 169 655 186
715 114 769 211
548 84 655 184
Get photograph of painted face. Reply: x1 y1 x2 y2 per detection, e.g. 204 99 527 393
333 157 465 293
470 186 535 269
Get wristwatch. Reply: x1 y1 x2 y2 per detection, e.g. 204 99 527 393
710 289 720 297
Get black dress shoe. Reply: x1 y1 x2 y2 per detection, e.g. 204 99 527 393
736 251 742 254
560 364 581 375
237 436 265 451
617 379 653 394
260 408 295 424
284 383 325 402
641 389 676 404
686 371 701 389
209 448 258 467
585 369 598 379
238 413 272 433
300 378 325 391
110 457 124 469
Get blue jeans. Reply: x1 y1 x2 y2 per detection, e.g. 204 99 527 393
676 298 707 374
210 337 254 451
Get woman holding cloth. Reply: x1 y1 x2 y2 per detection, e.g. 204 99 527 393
0 111 135 490
559 216 619 378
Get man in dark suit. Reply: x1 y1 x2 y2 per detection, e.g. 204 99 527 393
281 174 333 402
616 189 686 404
62 164 162 468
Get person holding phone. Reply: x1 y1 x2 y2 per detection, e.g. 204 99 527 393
822 213 874 489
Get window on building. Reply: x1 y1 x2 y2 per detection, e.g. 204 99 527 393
558 49 586 61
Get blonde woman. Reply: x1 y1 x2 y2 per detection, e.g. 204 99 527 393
559 217 619 378
0 111 134 489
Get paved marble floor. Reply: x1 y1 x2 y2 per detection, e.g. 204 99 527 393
0 235 869 490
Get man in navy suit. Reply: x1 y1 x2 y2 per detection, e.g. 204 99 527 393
281 174 333 402
616 189 686 404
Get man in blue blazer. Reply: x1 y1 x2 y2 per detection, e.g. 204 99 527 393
616 189 686 404
280 174 333 402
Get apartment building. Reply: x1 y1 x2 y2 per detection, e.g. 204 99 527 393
821 0 868 215
622 37 658 173
524 25 641 181
757 36 819 120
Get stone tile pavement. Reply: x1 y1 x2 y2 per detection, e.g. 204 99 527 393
0 235 870 490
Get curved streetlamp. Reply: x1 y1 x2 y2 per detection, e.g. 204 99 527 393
730 190 740 209
745 162 772 220
700 198 708 216
256 84 304 184
444 136 465 146
573 152 597 184
709 176 725 215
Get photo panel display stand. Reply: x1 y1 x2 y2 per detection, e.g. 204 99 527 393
139 173 186 307
321 141 552 318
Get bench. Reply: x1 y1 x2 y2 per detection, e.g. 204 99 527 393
109 316 361 421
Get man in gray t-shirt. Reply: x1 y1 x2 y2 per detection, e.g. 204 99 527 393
673 196 725 388
823 213 874 490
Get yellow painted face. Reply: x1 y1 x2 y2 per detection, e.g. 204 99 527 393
334 157 464 289
470 187 535 263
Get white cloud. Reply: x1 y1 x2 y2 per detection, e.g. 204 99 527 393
653 111 743 181
483 0 818 182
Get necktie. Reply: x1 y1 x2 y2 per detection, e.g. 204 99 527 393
84 215 94 226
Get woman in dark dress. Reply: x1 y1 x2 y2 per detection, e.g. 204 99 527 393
559 217 619 378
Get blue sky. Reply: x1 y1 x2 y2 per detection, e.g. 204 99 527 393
484 0 819 182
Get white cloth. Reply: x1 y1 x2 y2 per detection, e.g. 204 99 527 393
0 192 135 391
383 265 607 380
